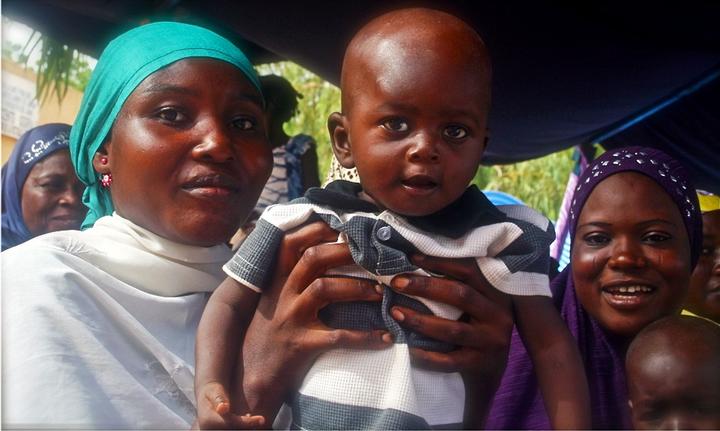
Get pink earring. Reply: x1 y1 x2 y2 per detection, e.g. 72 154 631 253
100 156 109 165
100 173 113 188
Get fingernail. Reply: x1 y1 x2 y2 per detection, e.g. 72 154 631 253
374 283 384 295
382 332 393 343
393 277 410 290
391 307 405 322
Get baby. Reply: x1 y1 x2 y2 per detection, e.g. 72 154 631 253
196 8 589 429
626 315 720 430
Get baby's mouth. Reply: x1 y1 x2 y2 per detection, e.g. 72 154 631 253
402 175 438 190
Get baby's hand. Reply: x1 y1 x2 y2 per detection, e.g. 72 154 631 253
196 382 265 429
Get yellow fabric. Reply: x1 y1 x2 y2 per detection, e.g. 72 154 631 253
697 191 720 213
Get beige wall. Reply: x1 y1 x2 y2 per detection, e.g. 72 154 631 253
1 60 84 164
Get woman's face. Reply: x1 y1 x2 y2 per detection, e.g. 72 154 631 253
572 172 692 337
100 58 272 246
685 210 720 322
21 149 86 236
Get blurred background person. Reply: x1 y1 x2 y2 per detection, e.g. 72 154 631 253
684 190 720 323
256 74 319 209
230 74 319 246
1 123 86 250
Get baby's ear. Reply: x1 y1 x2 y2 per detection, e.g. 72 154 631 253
328 112 354 169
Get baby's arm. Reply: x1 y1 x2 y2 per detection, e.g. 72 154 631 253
513 295 591 429
195 277 264 429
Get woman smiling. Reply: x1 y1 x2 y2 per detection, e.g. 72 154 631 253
488 146 702 429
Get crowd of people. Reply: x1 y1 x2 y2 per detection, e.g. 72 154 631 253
1 8 718 431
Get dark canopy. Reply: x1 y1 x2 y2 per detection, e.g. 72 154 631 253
4 0 719 190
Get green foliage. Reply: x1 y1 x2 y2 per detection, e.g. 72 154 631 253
473 149 575 221
2 24 93 105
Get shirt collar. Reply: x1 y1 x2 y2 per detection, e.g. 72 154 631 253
305 180 507 238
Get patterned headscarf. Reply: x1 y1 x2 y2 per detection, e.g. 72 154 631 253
568 146 702 267
70 21 262 228
1 123 72 250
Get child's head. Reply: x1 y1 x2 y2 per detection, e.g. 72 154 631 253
626 315 720 430
329 8 491 216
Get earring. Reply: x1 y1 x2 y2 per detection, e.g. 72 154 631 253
100 173 113 188
100 156 109 165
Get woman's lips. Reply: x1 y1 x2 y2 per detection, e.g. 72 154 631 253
181 173 240 198
48 213 83 229
601 284 657 310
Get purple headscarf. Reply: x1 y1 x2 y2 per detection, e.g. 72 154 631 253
1 123 72 251
487 146 702 430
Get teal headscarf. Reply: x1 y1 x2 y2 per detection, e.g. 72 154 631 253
70 21 262 228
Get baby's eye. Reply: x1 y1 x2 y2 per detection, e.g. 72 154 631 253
157 107 187 123
583 233 610 246
232 117 256 131
443 124 469 140
381 118 409 133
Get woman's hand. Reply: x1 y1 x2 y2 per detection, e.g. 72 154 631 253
239 221 392 422
389 254 514 427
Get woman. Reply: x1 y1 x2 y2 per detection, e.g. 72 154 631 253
487 146 702 429
1 123 85 250
2 21 514 430
684 190 720 322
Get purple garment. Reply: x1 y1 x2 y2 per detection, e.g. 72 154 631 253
488 269 632 430
487 146 702 430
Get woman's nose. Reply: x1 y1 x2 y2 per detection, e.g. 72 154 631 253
191 119 234 163
607 238 647 269
58 185 81 207
406 133 440 163
712 254 720 276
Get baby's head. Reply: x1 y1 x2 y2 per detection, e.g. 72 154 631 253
329 8 491 216
626 315 720 430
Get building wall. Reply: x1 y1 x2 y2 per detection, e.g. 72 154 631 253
1 60 84 164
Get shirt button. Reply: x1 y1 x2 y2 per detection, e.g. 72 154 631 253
377 226 392 241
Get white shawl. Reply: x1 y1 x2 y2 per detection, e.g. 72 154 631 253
1 214 232 429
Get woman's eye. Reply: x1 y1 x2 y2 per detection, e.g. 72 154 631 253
381 118 409 132
700 245 714 256
443 124 469 140
643 232 671 243
232 117 256 131
157 107 186 123
39 180 64 191
583 233 610 246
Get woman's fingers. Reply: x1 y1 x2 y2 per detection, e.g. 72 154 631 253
228 413 266 429
284 242 356 295
295 276 382 313
410 255 479 283
390 306 481 347
276 221 340 274
303 328 392 352
408 347 474 373
390 274 496 320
